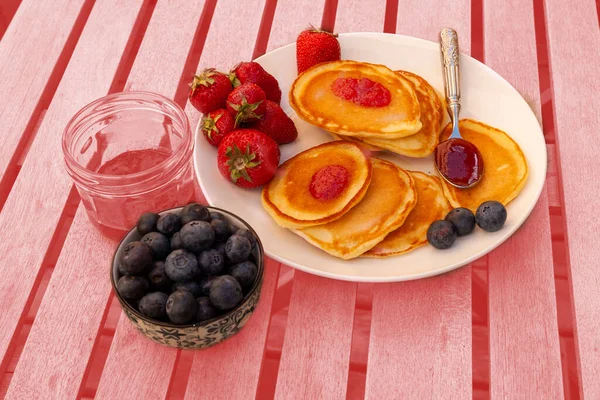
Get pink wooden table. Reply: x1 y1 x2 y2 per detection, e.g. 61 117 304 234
1 0 598 398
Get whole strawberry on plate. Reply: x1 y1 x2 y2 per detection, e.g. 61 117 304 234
217 129 280 189
226 83 267 125
188 68 233 114
229 62 282 104
250 100 298 144
200 109 236 147
296 26 341 73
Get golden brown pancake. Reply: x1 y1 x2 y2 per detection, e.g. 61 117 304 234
363 172 451 257
439 119 529 212
289 60 422 139
328 131 383 152
294 158 417 260
261 141 372 229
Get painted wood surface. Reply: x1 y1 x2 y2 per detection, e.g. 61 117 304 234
267 0 328 51
544 0 600 397
1 1 145 397
335 0 386 33
0 0 87 185
483 0 564 397
365 2 473 398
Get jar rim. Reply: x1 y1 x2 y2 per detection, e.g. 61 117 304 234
62 91 193 187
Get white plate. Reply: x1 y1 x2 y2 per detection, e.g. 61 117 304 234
193 32 546 282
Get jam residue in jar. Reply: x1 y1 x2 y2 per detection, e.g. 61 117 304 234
434 138 484 187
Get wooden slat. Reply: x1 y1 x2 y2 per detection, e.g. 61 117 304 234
1 1 145 397
335 0 386 33
365 2 473 397
544 0 600 397
546 144 561 207
0 0 88 185
267 0 328 51
484 0 564 397
274 273 356 399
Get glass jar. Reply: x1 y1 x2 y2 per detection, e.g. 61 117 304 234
63 91 196 240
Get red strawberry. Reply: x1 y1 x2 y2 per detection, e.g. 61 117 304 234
200 109 236 147
217 129 280 189
188 69 233 114
226 83 267 125
250 100 298 144
230 62 282 103
296 27 341 73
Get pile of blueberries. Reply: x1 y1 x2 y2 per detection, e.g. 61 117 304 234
427 200 508 249
115 203 259 325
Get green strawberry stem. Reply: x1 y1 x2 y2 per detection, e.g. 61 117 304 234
225 144 262 183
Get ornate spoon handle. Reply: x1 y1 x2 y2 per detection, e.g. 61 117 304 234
440 28 461 137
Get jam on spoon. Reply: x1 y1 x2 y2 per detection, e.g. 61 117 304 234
434 27 484 188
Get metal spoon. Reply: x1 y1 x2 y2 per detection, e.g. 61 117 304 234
434 28 484 188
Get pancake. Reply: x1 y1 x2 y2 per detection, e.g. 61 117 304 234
328 131 383 152
439 119 529 212
294 158 417 260
363 172 451 257
289 60 422 139
358 71 444 157
261 141 372 229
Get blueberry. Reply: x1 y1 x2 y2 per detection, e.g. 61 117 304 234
445 208 476 236
138 292 168 319
180 221 214 253
230 261 258 291
180 203 211 225
196 297 219 322
235 228 257 248
171 231 184 251
137 212 160 236
209 275 243 310
215 242 227 258
225 235 251 263
166 290 198 324
198 249 225 276
476 201 507 232
157 213 182 237
117 275 149 300
210 212 225 221
198 276 216 296
141 232 171 260
211 219 232 242
172 281 203 297
165 249 200 282
147 261 172 291
427 220 457 249
118 241 153 275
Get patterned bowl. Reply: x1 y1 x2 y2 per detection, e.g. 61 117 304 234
110 206 264 349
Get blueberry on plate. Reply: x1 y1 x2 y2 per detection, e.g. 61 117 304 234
476 201 507 232
198 276 217 297
210 275 243 311
157 213 182 237
427 220 457 249
196 297 219 322
117 275 149 300
166 290 198 324
118 241 153 275
180 203 211 225
172 281 203 297
141 232 171 260
139 292 168 319
137 212 160 236
198 249 225 276
210 212 225 221
225 234 251 264
164 249 200 282
170 231 184 251
230 261 258 291
180 221 215 253
235 228 257 248
445 207 476 236
147 261 172 291
211 219 232 243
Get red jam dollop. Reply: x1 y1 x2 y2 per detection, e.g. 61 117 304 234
331 77 391 107
309 165 350 200
434 138 484 187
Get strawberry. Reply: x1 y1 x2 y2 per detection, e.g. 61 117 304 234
250 100 298 144
188 68 233 114
296 27 341 73
217 129 280 189
200 109 236 147
229 62 282 103
226 83 267 125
